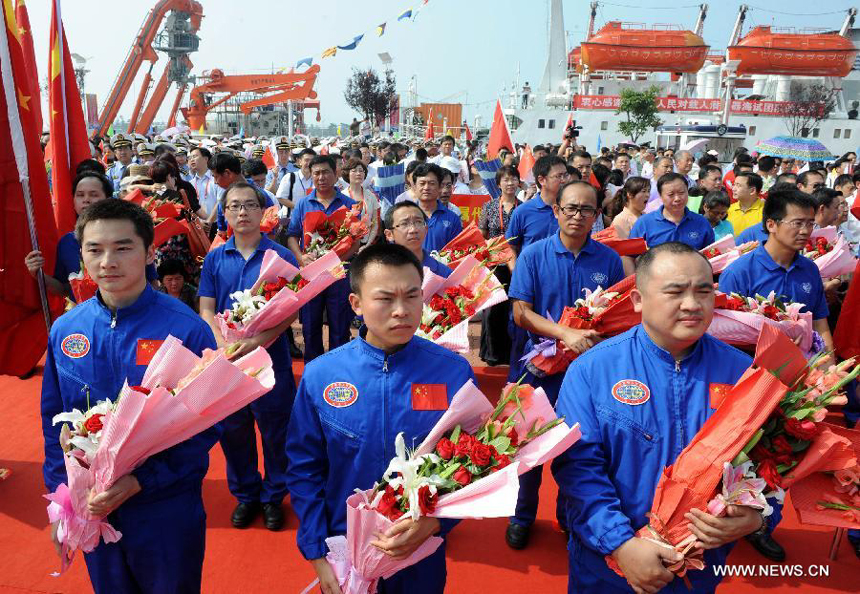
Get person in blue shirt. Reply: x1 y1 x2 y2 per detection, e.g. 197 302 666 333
736 220 769 245
700 190 734 241
552 242 764 593
287 154 360 361
41 199 220 594
198 182 299 532
505 180 625 550
383 201 453 278
285 243 475 594
409 162 462 252
630 172 715 250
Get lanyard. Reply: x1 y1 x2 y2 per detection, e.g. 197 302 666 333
498 198 515 231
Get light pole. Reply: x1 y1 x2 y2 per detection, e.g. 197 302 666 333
378 52 393 135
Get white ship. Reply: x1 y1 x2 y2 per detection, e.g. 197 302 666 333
508 1 860 162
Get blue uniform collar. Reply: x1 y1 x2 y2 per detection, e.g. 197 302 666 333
356 328 419 364
531 194 553 210
223 233 273 256
95 283 158 321
634 324 703 367
550 232 598 256
308 189 349 208
753 244 800 272
654 206 691 224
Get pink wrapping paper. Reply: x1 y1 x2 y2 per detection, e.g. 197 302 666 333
809 227 857 278
707 309 814 352
216 249 343 344
421 256 508 354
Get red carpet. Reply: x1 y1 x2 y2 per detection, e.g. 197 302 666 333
1 362 857 593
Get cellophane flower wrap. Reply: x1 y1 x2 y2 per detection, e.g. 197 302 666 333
701 235 759 274
803 226 857 279
216 249 344 344
524 274 639 377
320 380 581 594
123 188 189 249
302 203 369 261
430 221 514 269
417 255 507 353
44 335 275 574
707 290 814 352
606 324 859 584
592 226 647 257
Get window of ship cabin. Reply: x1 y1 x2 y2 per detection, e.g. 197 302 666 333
812 128 820 138
598 86 605 95
601 121 608 131
548 120 556 129
835 129 842 139
749 126 756 136
538 119 545 129
801 128 810 138
845 129 852 139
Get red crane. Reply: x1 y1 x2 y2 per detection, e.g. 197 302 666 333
95 0 203 137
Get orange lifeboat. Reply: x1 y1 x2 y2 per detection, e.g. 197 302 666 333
728 26 858 77
580 22 709 73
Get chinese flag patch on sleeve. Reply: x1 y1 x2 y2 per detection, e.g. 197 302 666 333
411 384 448 411
136 339 164 366
709 383 733 409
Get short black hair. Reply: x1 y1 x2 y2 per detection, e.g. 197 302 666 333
383 200 426 229
157 258 186 280
441 135 455 144
797 170 824 188
349 242 423 294
242 158 268 178
149 160 177 184
533 154 566 189
698 164 722 180
757 155 776 172
834 174 853 189
72 171 114 198
75 197 154 251
566 166 582 180
309 154 336 173
735 171 763 193
439 167 456 184
697 153 718 168
412 162 443 185
405 159 422 184
702 190 730 210
221 181 267 209
494 165 520 186
656 172 689 195
762 186 816 230
299 148 318 160
190 146 211 161
557 180 599 206
76 158 106 175
812 187 840 209
635 241 710 289
415 148 428 161
154 143 176 157
211 151 242 175
775 172 797 185
570 150 591 161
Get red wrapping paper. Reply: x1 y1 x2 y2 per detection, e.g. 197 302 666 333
302 206 367 259
592 226 648 257
437 221 513 269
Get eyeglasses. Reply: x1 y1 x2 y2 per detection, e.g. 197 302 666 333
776 219 815 230
393 219 427 230
225 202 262 212
546 173 567 180
559 205 598 218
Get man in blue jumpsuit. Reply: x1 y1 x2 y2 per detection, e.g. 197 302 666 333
285 244 475 594
287 154 359 361
552 242 766 593
198 182 299 532
504 155 571 382
630 172 715 250
410 162 462 253
718 186 834 561
383 201 453 278
506 181 625 549
41 199 219 593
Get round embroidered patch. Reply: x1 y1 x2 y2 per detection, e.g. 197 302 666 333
591 272 608 285
61 334 90 359
323 382 359 408
612 379 650 406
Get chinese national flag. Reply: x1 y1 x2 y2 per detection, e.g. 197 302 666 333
48 0 91 235
464 122 472 141
424 109 434 140
262 144 276 169
411 384 448 411
14 0 40 135
136 339 164 365
0 0 64 376
561 112 573 143
518 144 536 183
487 99 513 161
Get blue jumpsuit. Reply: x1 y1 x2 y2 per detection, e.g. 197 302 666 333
287 189 357 361
198 234 297 506
552 326 752 593
41 285 219 594
285 334 475 594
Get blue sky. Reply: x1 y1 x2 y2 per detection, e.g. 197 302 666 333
25 0 860 129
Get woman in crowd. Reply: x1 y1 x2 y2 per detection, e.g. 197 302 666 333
149 159 201 284
157 258 199 312
467 161 490 195
701 190 734 241
343 157 381 249
609 176 650 239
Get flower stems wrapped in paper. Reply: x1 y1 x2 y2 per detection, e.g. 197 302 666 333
319 380 581 594
417 255 507 353
592 226 648 257
44 336 275 574
216 249 345 345
302 203 369 261
430 221 514 269
701 235 759 274
804 226 858 279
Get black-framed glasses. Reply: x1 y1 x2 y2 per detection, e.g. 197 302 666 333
559 205 598 218
225 202 262 212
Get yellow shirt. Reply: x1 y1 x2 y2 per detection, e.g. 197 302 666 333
727 199 764 236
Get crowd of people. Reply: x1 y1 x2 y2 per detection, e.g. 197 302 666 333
31 126 859 594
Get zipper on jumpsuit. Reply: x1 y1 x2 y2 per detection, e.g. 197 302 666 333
382 355 389 458
673 358 684 452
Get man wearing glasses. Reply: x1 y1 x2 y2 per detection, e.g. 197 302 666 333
631 172 715 250
287 155 359 361
198 182 301 533
797 170 826 195
383 201 453 278
504 180 625 550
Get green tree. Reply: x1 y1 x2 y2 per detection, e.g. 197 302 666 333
343 67 397 128
615 86 662 143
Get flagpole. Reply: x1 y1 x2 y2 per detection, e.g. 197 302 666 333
21 177 54 332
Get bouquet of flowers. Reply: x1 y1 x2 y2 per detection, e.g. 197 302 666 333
217 249 344 344
523 275 639 378
592 226 647 257
430 222 514 269
417 255 507 353
67 265 99 303
302 203 369 261
44 335 275 574
802 227 857 278
607 325 859 584
700 235 759 274
707 291 814 353
317 380 582 593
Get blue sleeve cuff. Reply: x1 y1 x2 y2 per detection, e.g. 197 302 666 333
298 538 330 561
597 523 636 556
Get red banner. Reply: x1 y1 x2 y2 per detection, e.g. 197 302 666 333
575 95 825 117
450 194 490 226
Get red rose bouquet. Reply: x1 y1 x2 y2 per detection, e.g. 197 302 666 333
316 380 581 594
592 226 647 257
44 336 275 574
431 221 514 269
302 203 369 261
802 227 857 278
707 291 814 352
700 235 759 273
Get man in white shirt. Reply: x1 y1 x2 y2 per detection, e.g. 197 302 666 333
276 148 315 209
188 146 219 221
639 149 656 179
266 136 297 193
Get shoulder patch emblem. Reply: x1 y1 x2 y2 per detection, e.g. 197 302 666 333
323 382 359 408
801 282 812 294
612 379 650 406
61 334 90 359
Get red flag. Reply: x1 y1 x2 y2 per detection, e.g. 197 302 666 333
834 259 860 361
424 109 434 140
518 144 536 183
48 0 91 235
464 122 472 141
262 144 276 169
14 0 40 135
0 0 64 376
487 100 513 161
562 112 573 143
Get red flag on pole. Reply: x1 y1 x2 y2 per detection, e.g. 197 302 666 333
518 144 536 183
0 0 64 376
487 100 513 161
14 0 40 135
561 112 574 143
464 122 472 141
48 0 91 235
424 109 434 140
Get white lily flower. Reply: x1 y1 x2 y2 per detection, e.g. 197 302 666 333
228 289 267 324
574 286 619 315
382 433 446 520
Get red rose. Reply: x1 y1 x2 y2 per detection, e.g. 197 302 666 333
492 453 512 473
453 466 472 486
417 485 438 515
130 385 151 395
757 459 783 491
454 433 474 458
784 418 819 441
508 427 519 447
83 413 104 434
464 304 476 317
771 435 793 455
749 444 772 462
725 296 746 311
761 304 780 320
376 487 401 520
435 437 455 460
469 442 492 467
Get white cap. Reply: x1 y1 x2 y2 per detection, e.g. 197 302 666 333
440 155 461 175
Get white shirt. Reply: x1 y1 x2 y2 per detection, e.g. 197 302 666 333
190 170 219 216
640 160 654 180
840 190 860 253
276 169 314 205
